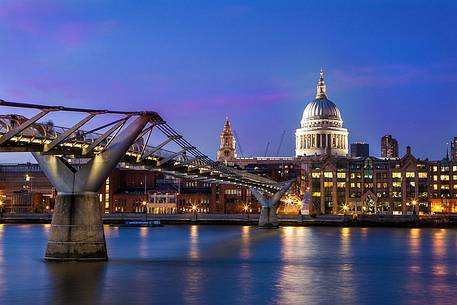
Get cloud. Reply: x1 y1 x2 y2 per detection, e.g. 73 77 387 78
0 0 118 47
329 63 457 90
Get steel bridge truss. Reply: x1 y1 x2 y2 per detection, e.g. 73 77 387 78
0 99 284 193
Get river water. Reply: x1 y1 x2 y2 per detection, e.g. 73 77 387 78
0 224 456 305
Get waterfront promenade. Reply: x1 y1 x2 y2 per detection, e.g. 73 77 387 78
2 213 457 227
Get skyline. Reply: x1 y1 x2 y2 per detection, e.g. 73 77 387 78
1 0 456 162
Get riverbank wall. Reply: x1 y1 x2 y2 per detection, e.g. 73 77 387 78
2 213 457 228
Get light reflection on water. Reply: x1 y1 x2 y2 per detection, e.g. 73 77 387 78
0 225 456 305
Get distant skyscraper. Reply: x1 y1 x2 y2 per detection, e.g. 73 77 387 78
381 135 399 158
451 137 457 161
351 142 369 158
216 117 237 162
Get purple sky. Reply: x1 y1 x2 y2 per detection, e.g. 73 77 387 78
0 0 456 162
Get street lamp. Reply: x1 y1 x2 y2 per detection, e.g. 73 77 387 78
243 204 249 214
411 200 417 215
343 204 349 215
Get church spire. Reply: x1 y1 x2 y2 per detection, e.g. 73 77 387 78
223 116 231 132
217 116 237 162
315 68 327 99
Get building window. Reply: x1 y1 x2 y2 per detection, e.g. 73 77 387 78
418 172 427 179
324 172 333 179
392 182 402 188
392 172 401 179
337 182 346 188
433 166 438 172
323 182 333 188
433 175 438 181
311 172 321 178
337 172 346 179
440 175 450 181
312 192 321 197
405 172 415 178
105 178 110 210
433 184 438 190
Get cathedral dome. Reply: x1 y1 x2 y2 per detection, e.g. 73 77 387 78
300 69 343 128
302 97 341 121
295 69 349 157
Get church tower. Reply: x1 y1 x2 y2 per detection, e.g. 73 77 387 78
217 117 237 162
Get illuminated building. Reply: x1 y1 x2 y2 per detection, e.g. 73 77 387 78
216 117 237 162
304 146 457 215
295 69 349 157
381 135 399 158
0 163 54 213
451 136 457 161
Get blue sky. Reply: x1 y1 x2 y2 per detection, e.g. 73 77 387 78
0 0 456 162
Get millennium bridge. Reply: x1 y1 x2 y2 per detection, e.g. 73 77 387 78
0 99 293 261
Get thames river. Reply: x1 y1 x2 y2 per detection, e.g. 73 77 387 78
1 224 457 305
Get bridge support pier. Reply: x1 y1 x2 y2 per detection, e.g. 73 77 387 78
33 115 150 261
251 180 294 228
45 193 107 260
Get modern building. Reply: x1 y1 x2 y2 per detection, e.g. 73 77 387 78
216 117 237 162
351 142 369 158
451 137 457 162
295 69 349 157
381 135 399 158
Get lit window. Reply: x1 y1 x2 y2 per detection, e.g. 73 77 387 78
441 185 450 190
350 173 355 179
453 175 457 181
440 175 450 181
392 182 401 187
392 172 401 179
311 172 321 178
337 182 346 188
312 192 321 197
453 166 457 172
418 172 427 178
433 175 438 181
454 185 457 190
324 172 333 178
433 184 438 190
337 172 346 179
410 182 415 187
405 172 415 178
433 166 438 172
324 182 333 188
350 182 355 188
442 166 449 172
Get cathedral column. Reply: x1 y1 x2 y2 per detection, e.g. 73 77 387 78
332 172 338 214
